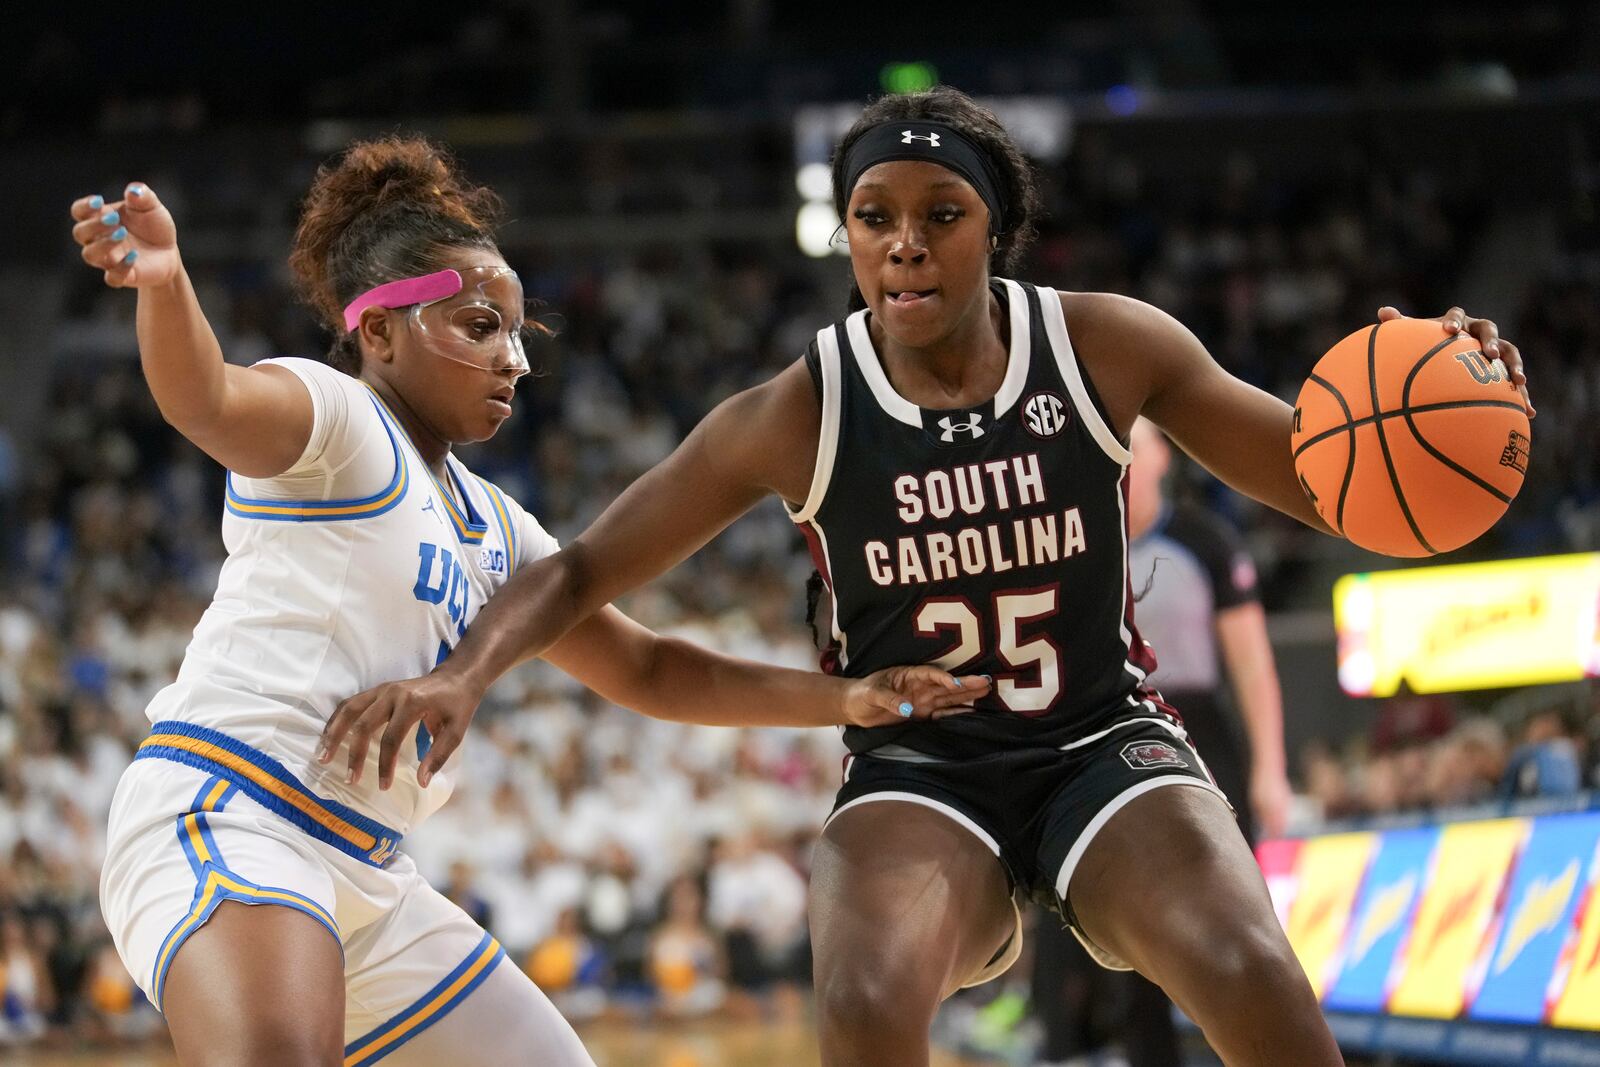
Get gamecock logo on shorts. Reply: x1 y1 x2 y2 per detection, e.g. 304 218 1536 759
1120 739 1188 770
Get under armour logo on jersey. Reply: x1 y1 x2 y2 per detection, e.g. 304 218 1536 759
937 414 985 442
902 130 941 147
1022 391 1069 439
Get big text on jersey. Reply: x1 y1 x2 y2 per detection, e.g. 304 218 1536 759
866 452 1091 587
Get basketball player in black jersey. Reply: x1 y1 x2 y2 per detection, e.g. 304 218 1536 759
322 88 1533 1066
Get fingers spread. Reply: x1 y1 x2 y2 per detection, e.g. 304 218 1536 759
1495 339 1534 416
319 691 379 761
1441 306 1466 333
417 726 461 787
344 708 383 785
1466 316 1501 364
378 706 426 791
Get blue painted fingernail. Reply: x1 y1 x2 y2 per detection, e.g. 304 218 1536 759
88 195 103 210
898 702 914 717
128 184 144 197
954 677 964 688
122 250 138 265
111 226 126 242
101 211 119 226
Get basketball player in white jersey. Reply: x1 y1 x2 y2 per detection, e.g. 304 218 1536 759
69 137 988 1067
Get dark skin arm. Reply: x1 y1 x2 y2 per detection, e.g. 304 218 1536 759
320 361 835 785
1061 292 1531 534
343 604 989 789
456 357 822 686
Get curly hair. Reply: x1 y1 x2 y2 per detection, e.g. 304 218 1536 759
287 136 504 375
831 86 1043 309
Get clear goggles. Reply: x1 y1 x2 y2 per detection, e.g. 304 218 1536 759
342 265 532 375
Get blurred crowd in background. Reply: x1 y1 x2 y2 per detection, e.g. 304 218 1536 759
3 14 1600 1051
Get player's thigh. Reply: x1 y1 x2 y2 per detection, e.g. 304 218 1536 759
342 876 593 1067
810 797 1015 1006
1060 784 1341 1065
162 899 346 1067
1064 781 1293 991
101 762 345 1066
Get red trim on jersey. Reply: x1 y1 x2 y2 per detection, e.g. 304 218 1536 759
1119 468 1157 677
1118 467 1178 722
798 520 833 586
1142 687 1185 726
799 520 842 674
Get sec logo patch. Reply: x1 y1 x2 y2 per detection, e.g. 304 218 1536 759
1022 391 1069 439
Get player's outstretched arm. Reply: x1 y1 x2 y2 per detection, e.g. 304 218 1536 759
1064 292 1529 534
319 362 824 787
69 185 312 477
541 606 991 732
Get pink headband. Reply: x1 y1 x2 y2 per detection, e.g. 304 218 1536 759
342 269 462 332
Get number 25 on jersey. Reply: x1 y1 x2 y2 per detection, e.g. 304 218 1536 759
914 585 1061 716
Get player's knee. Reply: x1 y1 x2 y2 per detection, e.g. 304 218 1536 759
199 1012 342 1067
815 957 937 1037
1215 921 1291 980
1179 918 1306 1010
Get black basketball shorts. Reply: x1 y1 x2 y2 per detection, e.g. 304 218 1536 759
827 714 1231 978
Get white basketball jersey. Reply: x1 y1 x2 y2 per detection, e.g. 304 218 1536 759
145 358 557 835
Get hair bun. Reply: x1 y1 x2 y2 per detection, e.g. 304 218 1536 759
288 135 503 341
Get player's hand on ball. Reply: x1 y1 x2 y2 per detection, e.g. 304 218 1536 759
1377 304 1533 417
70 183 179 289
844 666 992 728
318 671 483 790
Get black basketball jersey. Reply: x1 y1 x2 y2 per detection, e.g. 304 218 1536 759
790 279 1171 758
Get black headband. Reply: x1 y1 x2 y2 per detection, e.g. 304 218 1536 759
840 121 1010 236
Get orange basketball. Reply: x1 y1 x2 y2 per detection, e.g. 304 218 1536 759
1291 317 1530 557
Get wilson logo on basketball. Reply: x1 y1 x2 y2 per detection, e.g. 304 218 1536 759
1454 350 1504 385
1120 740 1188 770
1022 391 1069 439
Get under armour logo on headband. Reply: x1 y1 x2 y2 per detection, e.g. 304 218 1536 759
844 121 1008 235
